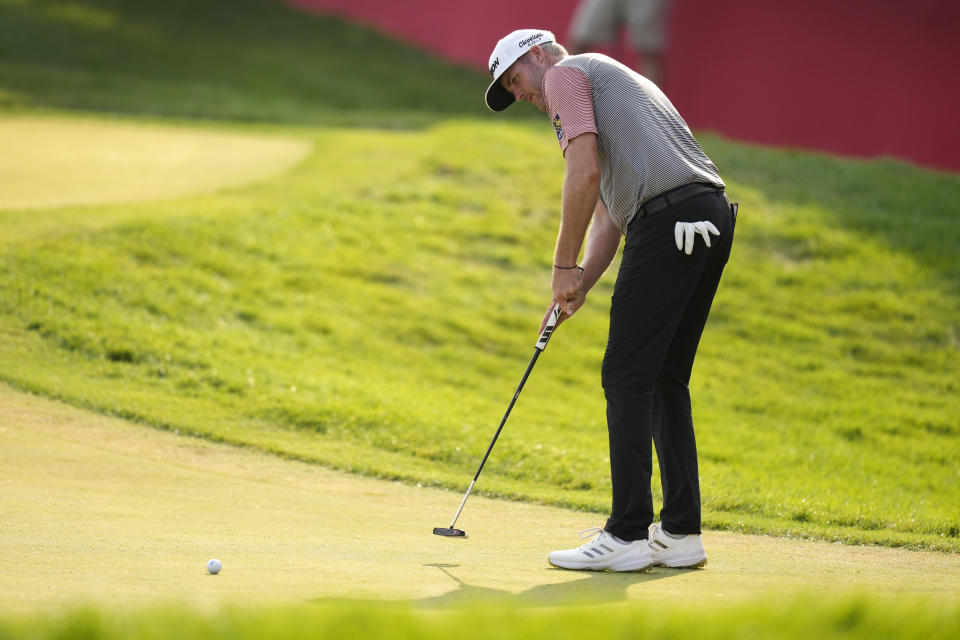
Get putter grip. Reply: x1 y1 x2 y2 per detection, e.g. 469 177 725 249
535 303 562 351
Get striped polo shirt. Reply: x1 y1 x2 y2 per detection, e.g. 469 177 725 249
542 53 724 234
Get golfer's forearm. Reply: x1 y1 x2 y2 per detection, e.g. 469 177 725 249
580 205 621 290
554 174 598 266
554 141 600 268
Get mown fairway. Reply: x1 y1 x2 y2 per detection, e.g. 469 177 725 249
1 0 959 636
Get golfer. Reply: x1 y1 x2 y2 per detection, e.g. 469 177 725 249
484 29 736 571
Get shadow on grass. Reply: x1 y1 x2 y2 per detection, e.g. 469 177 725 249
417 563 681 607
309 563 685 609
0 0 538 129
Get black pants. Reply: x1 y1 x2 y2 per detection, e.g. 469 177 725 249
602 188 736 541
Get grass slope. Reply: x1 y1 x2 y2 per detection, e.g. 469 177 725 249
0 0 493 126
1 0 958 553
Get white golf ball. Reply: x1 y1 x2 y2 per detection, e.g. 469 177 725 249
206 558 222 575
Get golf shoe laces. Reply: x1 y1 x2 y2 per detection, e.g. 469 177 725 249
575 526 606 549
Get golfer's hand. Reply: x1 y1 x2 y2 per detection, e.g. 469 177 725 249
540 267 585 332
674 221 720 255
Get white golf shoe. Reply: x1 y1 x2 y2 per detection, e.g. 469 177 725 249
648 523 708 568
548 527 654 572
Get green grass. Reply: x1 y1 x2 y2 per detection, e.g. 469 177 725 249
0 0 504 127
1 0 959 557
2 598 959 640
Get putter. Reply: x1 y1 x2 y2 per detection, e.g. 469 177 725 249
433 302 563 538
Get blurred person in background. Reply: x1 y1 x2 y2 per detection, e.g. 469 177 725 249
568 0 669 86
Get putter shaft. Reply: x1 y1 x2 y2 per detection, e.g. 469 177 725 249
442 304 560 532
448 479 476 529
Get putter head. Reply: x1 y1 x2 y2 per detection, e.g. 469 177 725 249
433 527 468 538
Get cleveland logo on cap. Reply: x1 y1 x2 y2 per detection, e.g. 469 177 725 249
518 33 544 48
490 57 499 76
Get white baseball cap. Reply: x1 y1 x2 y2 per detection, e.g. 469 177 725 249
484 29 556 112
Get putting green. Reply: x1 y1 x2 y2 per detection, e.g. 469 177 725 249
0 114 309 211
0 383 957 614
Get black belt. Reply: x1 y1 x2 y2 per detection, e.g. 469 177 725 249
637 182 723 217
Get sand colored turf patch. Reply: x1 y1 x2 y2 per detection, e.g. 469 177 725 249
0 114 309 211
0 383 957 614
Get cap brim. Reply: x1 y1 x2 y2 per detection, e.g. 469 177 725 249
485 79 515 112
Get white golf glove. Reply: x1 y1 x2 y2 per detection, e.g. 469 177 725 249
674 220 720 255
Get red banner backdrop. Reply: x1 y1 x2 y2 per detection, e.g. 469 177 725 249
288 0 960 172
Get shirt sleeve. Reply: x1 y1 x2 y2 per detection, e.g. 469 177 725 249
542 66 598 154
